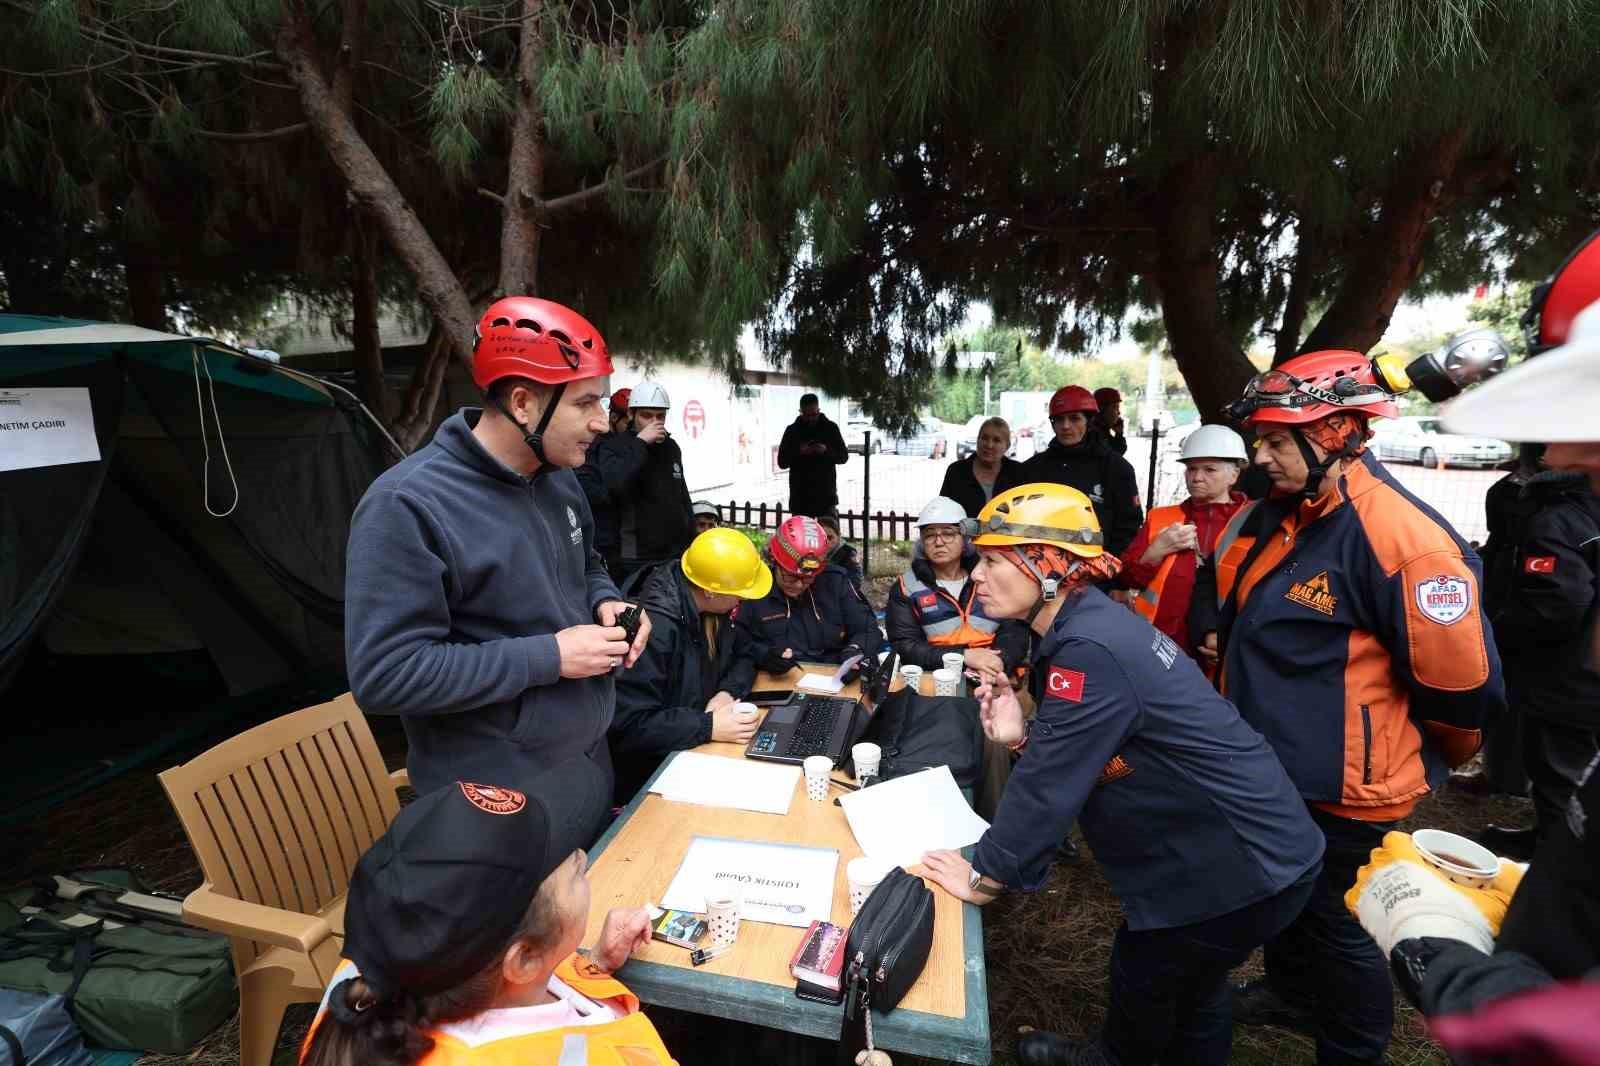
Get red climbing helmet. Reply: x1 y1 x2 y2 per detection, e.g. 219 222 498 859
1048 385 1098 418
769 515 828 576
472 297 612 390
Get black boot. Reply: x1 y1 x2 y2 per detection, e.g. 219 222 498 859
1231 977 1317 1036
1477 824 1538 862
1016 1030 1115 1066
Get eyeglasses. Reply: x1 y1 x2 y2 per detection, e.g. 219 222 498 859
921 529 962 543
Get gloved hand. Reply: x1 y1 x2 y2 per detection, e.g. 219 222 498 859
758 649 798 674
1344 831 1524 956
838 646 864 683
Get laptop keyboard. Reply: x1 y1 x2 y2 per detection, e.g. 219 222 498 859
784 697 855 757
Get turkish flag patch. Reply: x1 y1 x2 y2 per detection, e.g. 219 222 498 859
917 592 938 608
1046 666 1085 703
1525 555 1557 574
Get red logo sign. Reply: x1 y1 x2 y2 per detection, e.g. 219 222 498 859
1046 666 1085 703
682 399 707 440
458 782 526 815
1525 555 1556 574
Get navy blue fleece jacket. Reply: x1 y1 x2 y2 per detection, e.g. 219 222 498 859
344 410 622 825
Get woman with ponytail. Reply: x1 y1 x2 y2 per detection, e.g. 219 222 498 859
300 769 671 1066
917 483 1325 1066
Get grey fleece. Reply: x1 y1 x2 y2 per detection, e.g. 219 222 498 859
344 410 622 816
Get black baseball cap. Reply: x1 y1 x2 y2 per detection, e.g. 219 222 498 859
343 773 583 998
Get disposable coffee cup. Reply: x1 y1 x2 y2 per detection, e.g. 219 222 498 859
705 889 742 947
941 652 965 675
802 755 833 802
931 667 959 696
847 857 891 917
852 742 882 783
1411 829 1500 889
730 701 760 722
899 664 924 692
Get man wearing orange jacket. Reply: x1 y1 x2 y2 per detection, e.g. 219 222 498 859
1188 350 1504 1066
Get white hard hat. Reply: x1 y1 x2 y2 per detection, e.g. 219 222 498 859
691 499 720 518
916 496 969 529
1179 424 1248 463
1444 299 1600 442
630 380 671 410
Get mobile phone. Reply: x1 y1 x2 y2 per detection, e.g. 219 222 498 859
746 689 791 705
794 978 844 1005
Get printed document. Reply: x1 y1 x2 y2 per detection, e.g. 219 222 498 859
649 751 800 815
660 835 838 927
839 766 991 868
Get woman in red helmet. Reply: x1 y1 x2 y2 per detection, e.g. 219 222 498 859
1019 385 1144 555
1186 349 1504 1066
344 297 651 844
733 515 882 673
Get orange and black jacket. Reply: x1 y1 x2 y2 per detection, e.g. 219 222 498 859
1188 450 1504 820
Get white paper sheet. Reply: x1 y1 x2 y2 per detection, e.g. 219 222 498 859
0 387 100 472
795 672 844 693
649 750 800 815
838 766 991 868
660 835 838 927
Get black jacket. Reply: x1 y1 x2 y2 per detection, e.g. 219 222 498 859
608 564 758 802
1019 436 1144 555
575 431 626 551
734 565 882 665
938 456 1030 518
586 430 695 563
884 547 1032 671
777 413 848 516
1092 420 1128 456
1486 476 1600 729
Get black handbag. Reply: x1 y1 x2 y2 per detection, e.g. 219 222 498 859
838 867 935 1062
849 687 984 789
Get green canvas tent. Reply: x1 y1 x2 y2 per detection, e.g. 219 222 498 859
0 315 396 818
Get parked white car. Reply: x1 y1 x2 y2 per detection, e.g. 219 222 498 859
1371 416 1512 470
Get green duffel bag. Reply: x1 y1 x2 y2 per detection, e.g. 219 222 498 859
0 889 236 1054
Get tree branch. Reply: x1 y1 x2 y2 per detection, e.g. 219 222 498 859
192 122 309 142
538 154 667 216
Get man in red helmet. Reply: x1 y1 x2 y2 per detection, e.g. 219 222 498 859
1186 350 1504 1065
1091 385 1128 456
733 515 882 673
344 297 651 842
1020 385 1143 555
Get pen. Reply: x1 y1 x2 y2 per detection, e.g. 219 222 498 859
690 943 733 967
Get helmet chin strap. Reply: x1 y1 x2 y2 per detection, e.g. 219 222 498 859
1290 424 1361 500
488 382 567 473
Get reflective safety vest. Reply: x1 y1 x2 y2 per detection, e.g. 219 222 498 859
1131 505 1189 623
303 955 677 1066
899 570 999 647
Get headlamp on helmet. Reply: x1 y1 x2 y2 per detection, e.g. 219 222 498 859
1401 328 1511 402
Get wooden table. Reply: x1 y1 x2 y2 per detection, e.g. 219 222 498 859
582 666 992 1064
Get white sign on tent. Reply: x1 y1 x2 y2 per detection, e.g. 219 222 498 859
0 387 100 473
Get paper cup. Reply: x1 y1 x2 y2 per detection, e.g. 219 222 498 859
847 857 891 917
852 742 882 783
1411 829 1500 889
932 667 959 696
730 701 760 722
803 755 833 802
899 664 924 692
705 889 742 947
941 652 965 675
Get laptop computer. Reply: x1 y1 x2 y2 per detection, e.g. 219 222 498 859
744 652 898 767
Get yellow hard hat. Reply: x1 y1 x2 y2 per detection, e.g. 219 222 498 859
681 527 774 599
973 482 1104 559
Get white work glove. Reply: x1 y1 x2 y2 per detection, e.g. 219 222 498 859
1350 859 1495 957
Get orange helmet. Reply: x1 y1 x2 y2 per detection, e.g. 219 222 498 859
472 297 611 390
1231 350 1399 427
769 515 828 576
1048 385 1098 418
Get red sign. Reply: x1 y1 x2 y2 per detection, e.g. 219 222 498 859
1046 666 1085 703
682 399 707 439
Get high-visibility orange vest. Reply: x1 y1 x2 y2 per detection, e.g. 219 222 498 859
303 955 676 1066
898 571 1001 647
1131 505 1189 622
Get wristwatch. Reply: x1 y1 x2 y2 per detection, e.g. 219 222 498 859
968 865 1000 899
